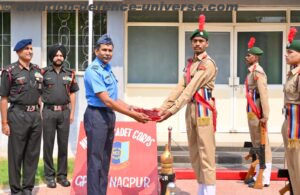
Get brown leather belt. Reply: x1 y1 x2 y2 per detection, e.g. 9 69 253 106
12 104 39 112
45 105 69 111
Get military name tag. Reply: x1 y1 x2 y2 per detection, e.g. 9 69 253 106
197 117 210 126
247 112 256 120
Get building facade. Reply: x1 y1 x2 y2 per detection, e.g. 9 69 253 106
0 0 300 156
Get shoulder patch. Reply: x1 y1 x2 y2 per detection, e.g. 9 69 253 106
91 65 99 70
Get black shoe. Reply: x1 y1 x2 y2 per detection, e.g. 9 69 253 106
57 178 70 187
11 192 23 195
248 182 270 188
244 177 255 184
46 178 56 188
248 181 255 188
22 189 32 195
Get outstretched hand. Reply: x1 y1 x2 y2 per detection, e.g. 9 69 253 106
132 111 151 123
156 110 172 122
151 108 164 116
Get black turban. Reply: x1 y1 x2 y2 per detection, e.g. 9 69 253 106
48 44 67 62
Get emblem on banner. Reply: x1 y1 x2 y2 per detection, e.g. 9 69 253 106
112 142 129 166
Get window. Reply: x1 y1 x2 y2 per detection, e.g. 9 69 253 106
128 26 178 84
237 32 283 84
183 11 232 23
128 11 178 22
237 11 286 23
0 11 10 69
291 11 300 23
47 11 106 71
185 32 230 84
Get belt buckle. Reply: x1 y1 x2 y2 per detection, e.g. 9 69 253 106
26 106 35 112
247 112 256 120
197 117 210 126
54 105 62 111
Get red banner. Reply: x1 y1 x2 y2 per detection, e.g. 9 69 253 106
71 122 158 195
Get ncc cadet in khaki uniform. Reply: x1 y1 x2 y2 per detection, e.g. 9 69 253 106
244 37 272 187
157 15 218 195
0 39 43 195
42 44 79 188
281 27 300 195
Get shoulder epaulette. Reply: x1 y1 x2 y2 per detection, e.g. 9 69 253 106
3 64 16 73
91 65 99 70
2 64 16 85
197 58 216 71
32 64 41 70
41 67 49 75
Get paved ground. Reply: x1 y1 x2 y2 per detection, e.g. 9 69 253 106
0 180 288 195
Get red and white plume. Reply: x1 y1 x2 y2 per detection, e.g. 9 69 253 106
248 37 256 49
288 27 297 44
198 14 205 32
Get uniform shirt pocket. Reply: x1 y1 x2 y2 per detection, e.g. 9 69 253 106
15 76 27 85
63 79 71 86
285 77 297 93
103 73 115 94
44 78 55 88
62 75 72 85
104 75 113 85
13 76 27 94
285 76 300 101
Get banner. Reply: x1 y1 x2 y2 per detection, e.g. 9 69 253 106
71 122 158 195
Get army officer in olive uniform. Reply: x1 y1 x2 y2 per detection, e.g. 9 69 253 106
0 39 43 195
42 44 79 188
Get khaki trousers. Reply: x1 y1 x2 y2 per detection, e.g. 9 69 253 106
186 102 216 185
281 120 300 195
247 113 272 163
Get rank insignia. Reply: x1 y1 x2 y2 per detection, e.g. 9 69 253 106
63 76 72 81
34 72 43 81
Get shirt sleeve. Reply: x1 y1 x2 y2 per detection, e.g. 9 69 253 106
69 72 79 93
168 60 216 115
256 72 270 119
0 70 11 97
160 76 185 111
89 69 107 94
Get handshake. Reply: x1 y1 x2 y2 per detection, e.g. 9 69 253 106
129 106 172 124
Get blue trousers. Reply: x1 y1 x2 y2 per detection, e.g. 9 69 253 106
84 106 115 195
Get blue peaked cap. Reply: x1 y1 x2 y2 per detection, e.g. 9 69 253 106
14 39 32 51
96 34 114 47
